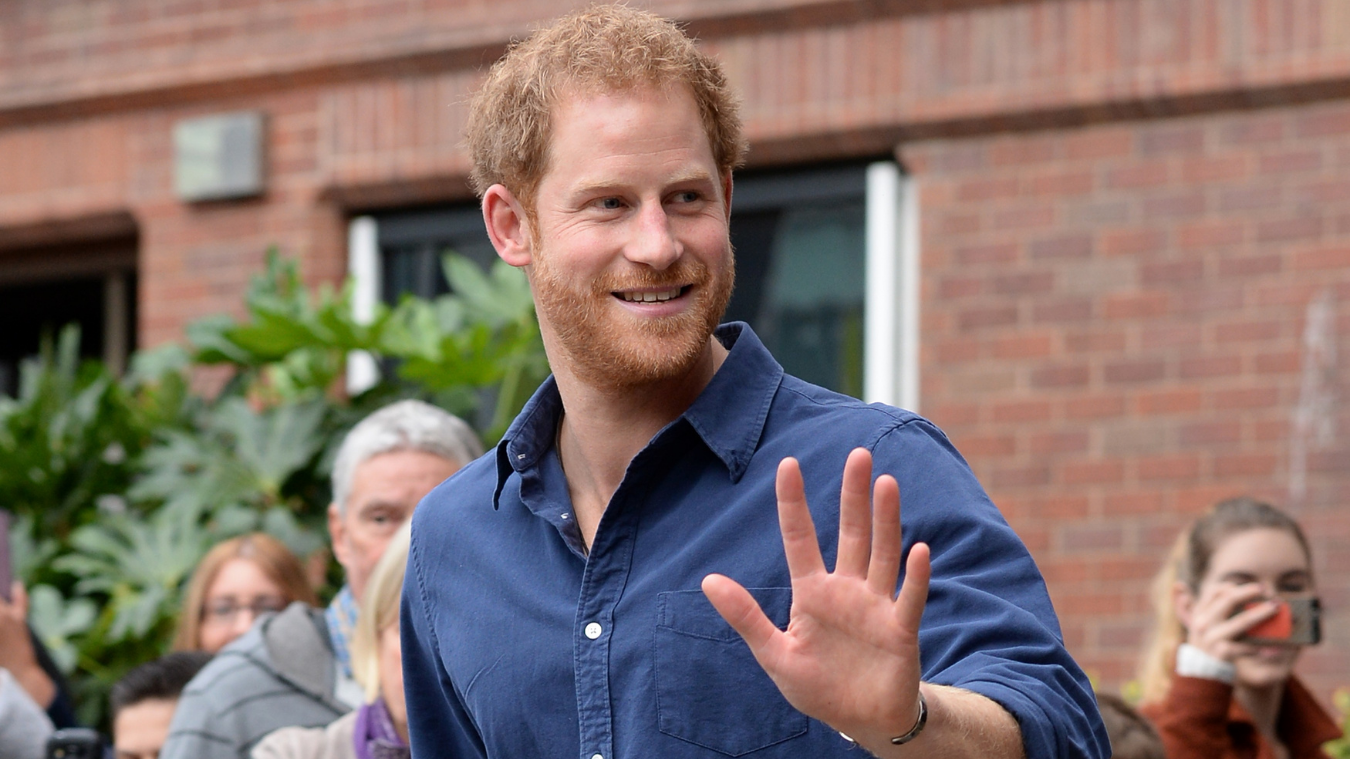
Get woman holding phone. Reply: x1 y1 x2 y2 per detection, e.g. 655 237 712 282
1137 496 1339 758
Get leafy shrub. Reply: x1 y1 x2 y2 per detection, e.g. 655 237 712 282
1 251 546 728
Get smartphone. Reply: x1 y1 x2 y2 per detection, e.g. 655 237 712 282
0 509 12 603
45 728 103 759
1238 596 1321 646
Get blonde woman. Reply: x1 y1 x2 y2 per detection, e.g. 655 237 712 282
1136 497 1339 758
175 533 319 654
251 521 412 759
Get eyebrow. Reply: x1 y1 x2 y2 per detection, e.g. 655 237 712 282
569 169 719 200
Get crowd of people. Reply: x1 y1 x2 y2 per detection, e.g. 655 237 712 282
1 6 1341 759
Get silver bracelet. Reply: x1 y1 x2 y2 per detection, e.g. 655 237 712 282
836 691 928 748
890 690 928 746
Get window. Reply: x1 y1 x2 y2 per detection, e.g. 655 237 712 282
0 238 137 397
349 160 916 406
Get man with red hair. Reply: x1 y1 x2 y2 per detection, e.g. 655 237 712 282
403 7 1108 759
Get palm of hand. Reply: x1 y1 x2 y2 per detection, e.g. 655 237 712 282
703 448 931 739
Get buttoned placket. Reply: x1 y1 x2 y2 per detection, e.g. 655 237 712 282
572 499 637 759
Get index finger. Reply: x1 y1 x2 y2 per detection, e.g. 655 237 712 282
776 457 827 578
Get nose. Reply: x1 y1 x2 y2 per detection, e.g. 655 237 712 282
624 201 682 270
232 609 260 637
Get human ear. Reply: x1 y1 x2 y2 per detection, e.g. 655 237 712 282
483 185 534 268
328 503 351 570
1172 580 1197 631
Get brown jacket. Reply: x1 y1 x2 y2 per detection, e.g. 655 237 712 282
1140 676 1341 759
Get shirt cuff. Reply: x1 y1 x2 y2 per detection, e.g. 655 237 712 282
1174 643 1236 684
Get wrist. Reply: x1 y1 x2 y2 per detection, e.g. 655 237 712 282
838 685 929 752
1175 643 1236 684
11 661 56 708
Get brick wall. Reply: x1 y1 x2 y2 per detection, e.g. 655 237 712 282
3 0 1350 707
906 100 1350 697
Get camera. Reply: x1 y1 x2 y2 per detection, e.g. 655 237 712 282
1237 596 1321 646
45 728 103 759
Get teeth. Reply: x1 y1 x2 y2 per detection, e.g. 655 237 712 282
620 288 682 303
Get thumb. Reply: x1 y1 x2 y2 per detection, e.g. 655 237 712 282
12 583 29 619
702 574 781 654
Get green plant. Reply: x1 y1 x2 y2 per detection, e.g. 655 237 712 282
2 249 546 730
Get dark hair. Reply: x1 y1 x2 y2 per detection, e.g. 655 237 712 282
1096 692 1164 759
110 651 213 720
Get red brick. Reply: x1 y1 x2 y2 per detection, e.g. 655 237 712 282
1254 350 1300 374
1178 421 1242 445
1029 233 1094 260
1064 330 1127 353
1031 364 1091 388
955 434 1017 458
1217 254 1283 278
991 271 1055 295
1140 259 1204 285
1064 129 1133 160
1103 293 1168 319
1104 359 1166 385
987 465 1052 488
1023 170 1095 196
1179 155 1250 184
1063 395 1125 420
991 401 1052 424
1256 216 1324 243
955 242 1019 266
957 176 1020 201
1102 229 1165 256
1137 454 1201 481
1208 387 1279 410
1059 525 1126 552
1212 320 1282 343
1030 431 1090 455
1290 246 1350 270
1032 298 1094 324
934 338 980 364
1178 355 1242 379
938 276 983 298
958 305 1019 331
1105 161 1170 189
1259 149 1323 175
1103 492 1167 515
1136 389 1202 414
1295 107 1350 138
989 333 1054 359
1061 460 1125 485
1177 220 1243 250
1213 453 1278 478
1142 191 1206 219
1138 125 1205 156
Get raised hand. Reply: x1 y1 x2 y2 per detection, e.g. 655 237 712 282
702 447 931 747
1181 581 1277 663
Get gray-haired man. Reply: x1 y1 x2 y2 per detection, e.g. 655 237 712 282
162 400 482 759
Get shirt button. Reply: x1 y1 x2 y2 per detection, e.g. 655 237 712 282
591 754 604 759
584 622 603 639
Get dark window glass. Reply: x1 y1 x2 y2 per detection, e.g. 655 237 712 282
0 240 137 397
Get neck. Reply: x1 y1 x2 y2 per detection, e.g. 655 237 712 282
554 336 728 548
1235 680 1286 741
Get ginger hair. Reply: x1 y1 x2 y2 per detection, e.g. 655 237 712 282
465 4 746 216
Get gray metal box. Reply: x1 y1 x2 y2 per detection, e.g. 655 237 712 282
174 111 265 201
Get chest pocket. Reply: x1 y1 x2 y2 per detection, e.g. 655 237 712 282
653 588 808 756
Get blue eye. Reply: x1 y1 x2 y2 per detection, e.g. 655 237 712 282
599 198 623 210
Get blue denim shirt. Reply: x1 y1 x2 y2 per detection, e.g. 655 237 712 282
403 323 1108 759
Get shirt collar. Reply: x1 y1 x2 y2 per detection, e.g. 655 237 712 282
493 322 783 508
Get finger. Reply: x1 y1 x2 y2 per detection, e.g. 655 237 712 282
1194 584 1265 632
894 542 932 634
776 458 826 578
1214 600 1278 641
11 584 26 619
867 474 902 597
702 574 784 656
835 448 874 578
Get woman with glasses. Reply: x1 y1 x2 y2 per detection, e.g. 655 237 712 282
175 533 319 654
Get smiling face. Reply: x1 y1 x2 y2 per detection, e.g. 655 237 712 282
1182 527 1314 689
521 83 735 389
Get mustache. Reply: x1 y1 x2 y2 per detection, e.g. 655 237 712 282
591 258 710 295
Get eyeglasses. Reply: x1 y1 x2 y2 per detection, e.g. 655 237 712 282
201 596 288 624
